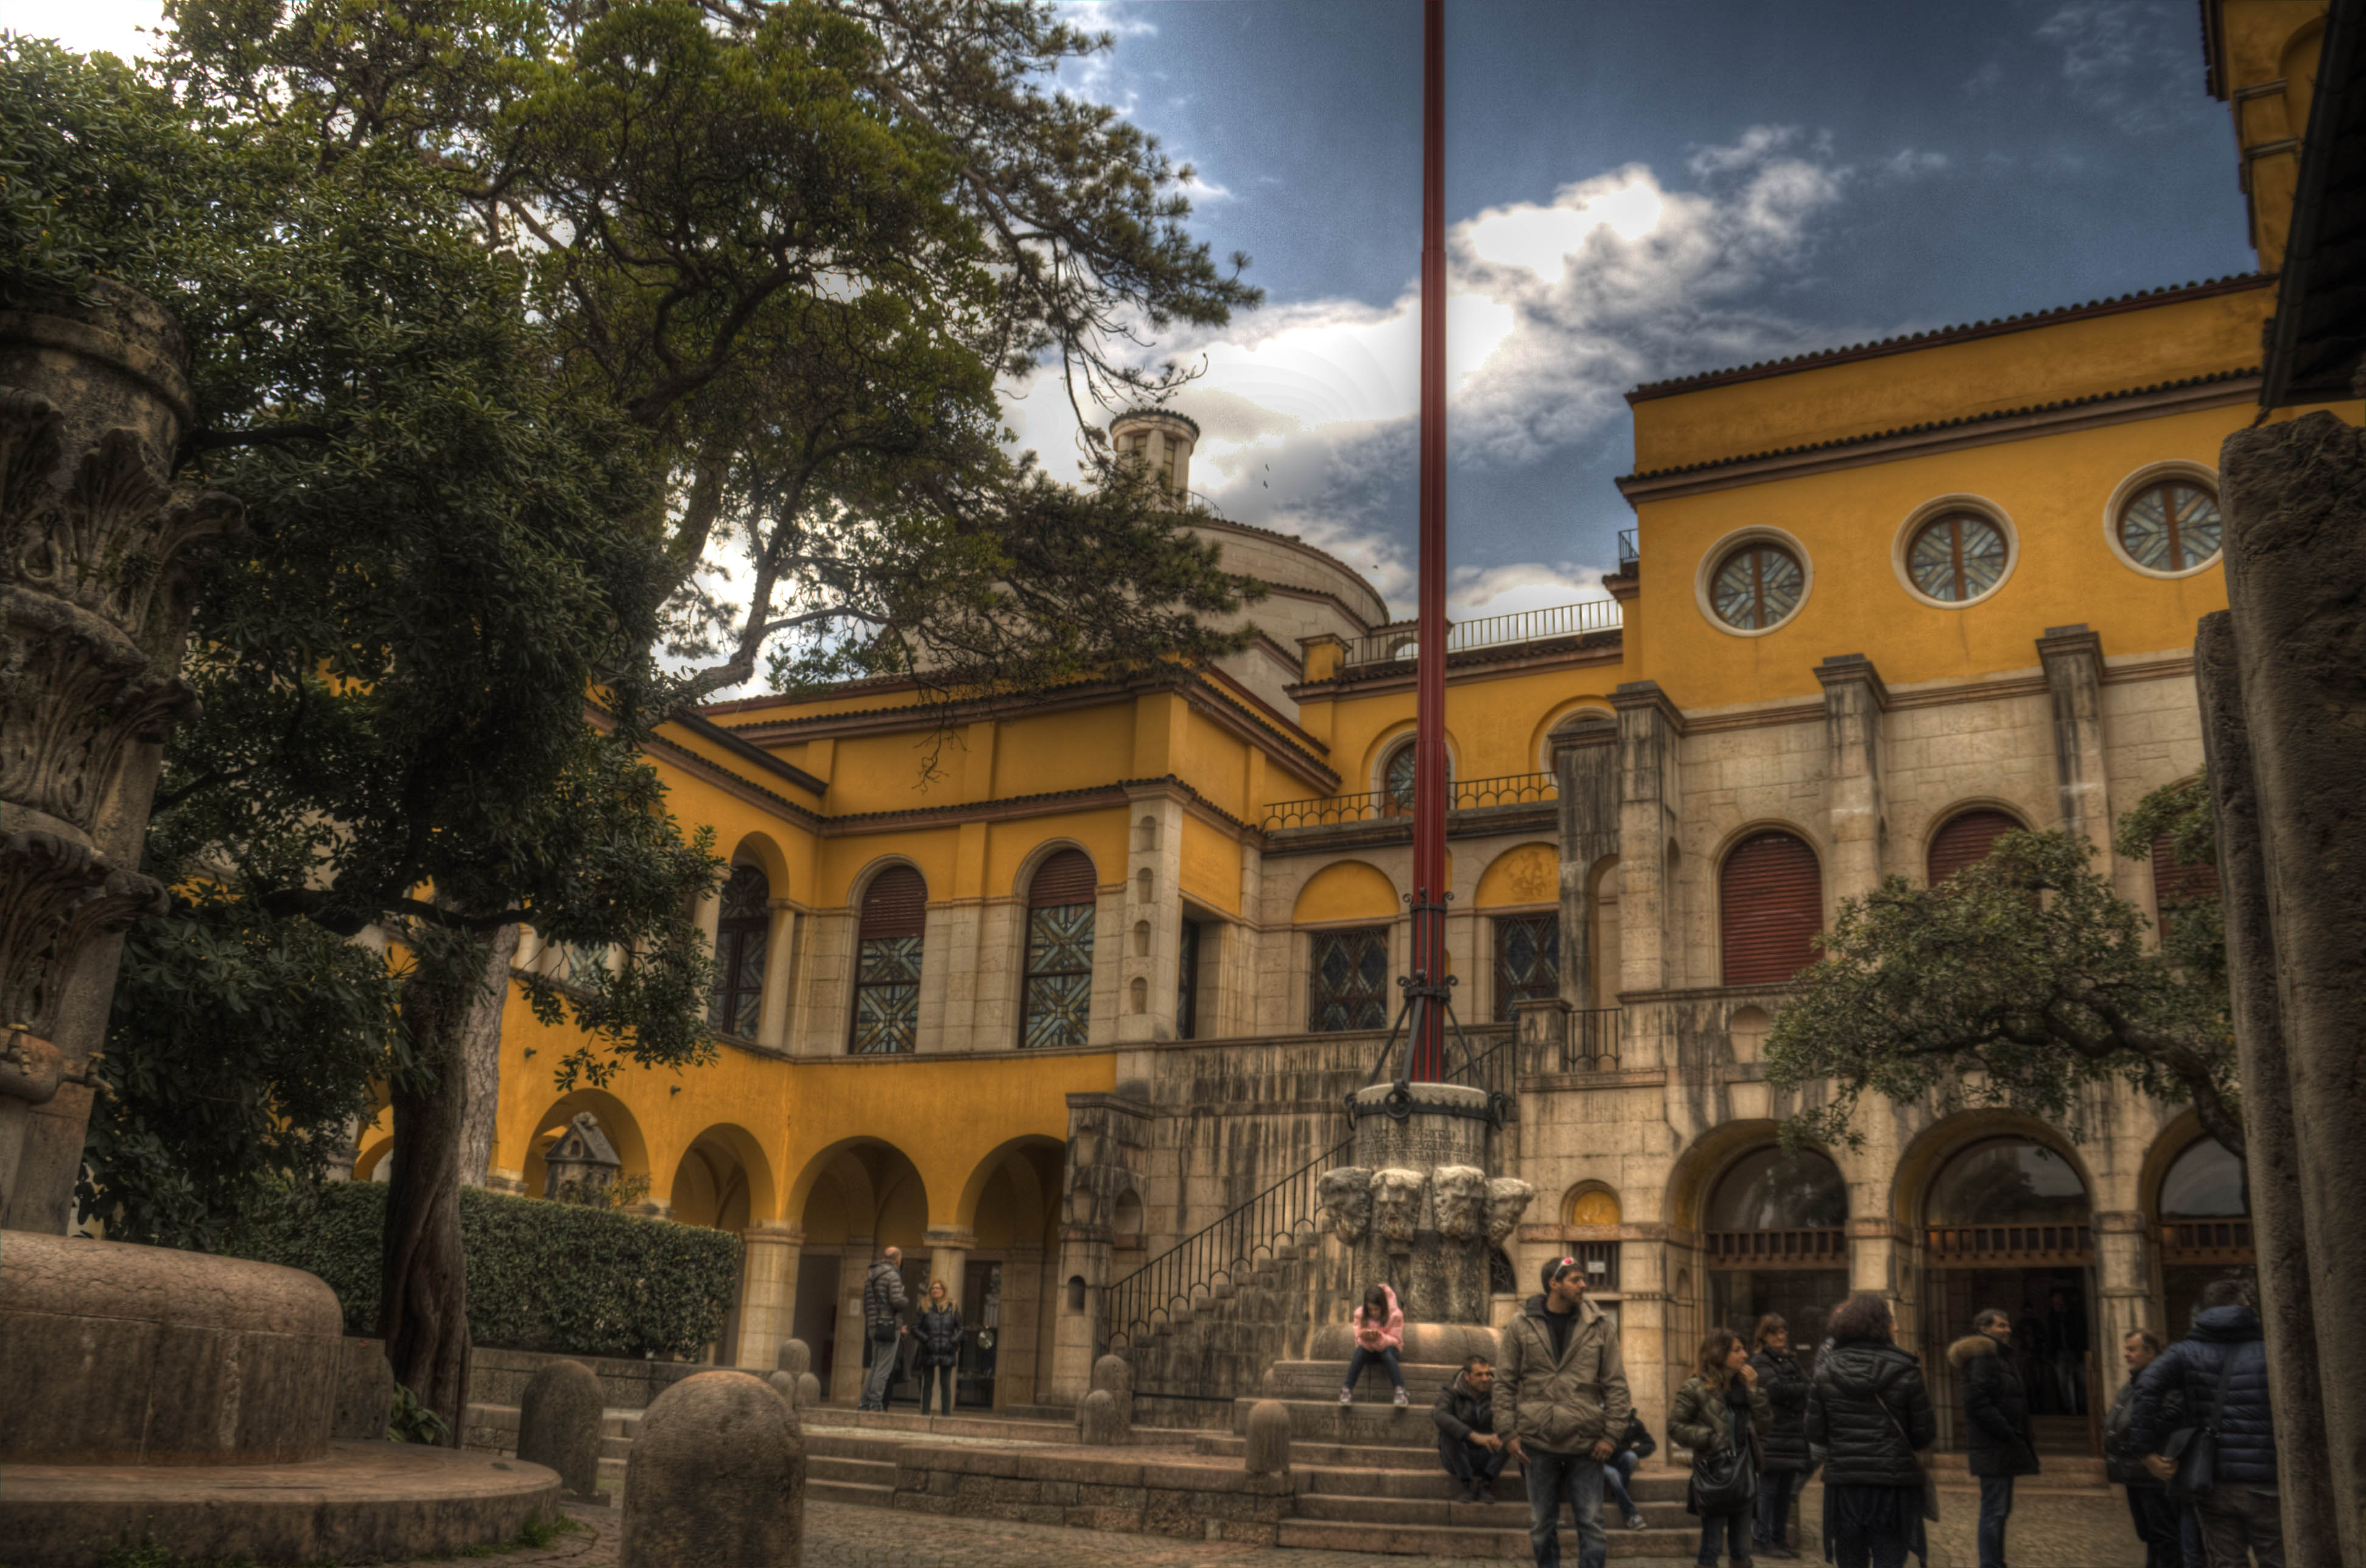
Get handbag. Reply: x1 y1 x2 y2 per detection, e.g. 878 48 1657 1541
2167 1339 2247 1499
1690 1393 1758 1513
1881 1390 1940 1523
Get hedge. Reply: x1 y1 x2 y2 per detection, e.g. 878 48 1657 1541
234 1181 742 1359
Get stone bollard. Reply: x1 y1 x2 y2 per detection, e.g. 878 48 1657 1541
765 1369 804 1421
1078 1388 1127 1448
1245 1400 1291 1476
330 1338 397 1441
777 1339 812 1379
620 1371 804 1568
1089 1352 1134 1433
518 1359 606 1504
796 1371 821 1412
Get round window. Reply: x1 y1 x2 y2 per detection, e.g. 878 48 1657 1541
1383 744 1452 813
1907 513 2010 603
2118 481 2224 573
1710 542 1805 631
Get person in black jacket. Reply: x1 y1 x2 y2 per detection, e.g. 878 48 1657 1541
1431 1356 1511 1503
914 1278 963 1417
2104 1328 2183 1568
1952 1309 2040 1568
1601 1410 1658 1533
1749 1314 1811 1560
2129 1279 2282 1568
1804 1293 1936 1568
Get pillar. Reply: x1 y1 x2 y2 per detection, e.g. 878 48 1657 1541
999 1241 1046 1409
1611 682 1685 1071
1814 654 1888 900
1117 789 1187 1044
830 1237 872 1402
756 901 796 1052
734 1222 804 1372
2035 624 2111 848
1550 717 1620 1012
2093 1211 2152 1402
1049 1222 1109 1405
1049 1091 1150 1402
924 1226 973 1303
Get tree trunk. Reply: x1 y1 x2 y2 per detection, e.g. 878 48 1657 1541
382 926 513 1444
457 924 521 1189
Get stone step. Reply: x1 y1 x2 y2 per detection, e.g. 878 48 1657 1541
1227 1396 1459 1448
1293 1492 1696 1529
1258 1359 1472 1402
1279 1517 1702 1558
808 1479 894 1509
1293 1463 1690 1503
809 1454 896 1486
1201 1434 1450 1471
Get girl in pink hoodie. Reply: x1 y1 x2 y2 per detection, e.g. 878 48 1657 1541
1341 1283 1408 1406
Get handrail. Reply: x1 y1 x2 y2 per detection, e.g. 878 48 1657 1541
1101 1135 1353 1357
1617 529 1639 572
1342 599 1621 667
1264 770 1557 831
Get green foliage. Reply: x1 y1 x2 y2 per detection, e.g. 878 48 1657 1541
386 1382 449 1446
1766 821 2241 1157
79 890 405 1251
236 1181 741 1359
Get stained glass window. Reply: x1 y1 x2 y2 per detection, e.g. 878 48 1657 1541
850 866 926 1054
1907 513 2010 602
1020 849 1097 1049
2118 481 2223 573
1308 925 1391 1032
708 863 769 1037
1383 744 1453 815
1492 913 1561 1021
1710 542 1805 631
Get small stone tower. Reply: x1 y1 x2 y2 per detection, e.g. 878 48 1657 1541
1108 408 1198 505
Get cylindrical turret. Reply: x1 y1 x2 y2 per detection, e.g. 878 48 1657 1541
1108 408 1199 505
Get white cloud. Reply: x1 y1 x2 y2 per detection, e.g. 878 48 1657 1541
4 0 166 58
2034 1 2210 135
1447 562 1610 618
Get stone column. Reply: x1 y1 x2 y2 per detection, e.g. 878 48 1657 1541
830 1238 872 1403
756 903 797 1052
1050 1091 1151 1402
1550 717 1620 1012
924 1226 974 1302
1610 683 1685 1071
0 284 242 1230
1118 790 1187 1043
2035 624 2111 848
999 1241 1046 1409
734 1223 804 1372
1048 1220 1110 1405
2092 1211 2152 1402
1814 654 1889 898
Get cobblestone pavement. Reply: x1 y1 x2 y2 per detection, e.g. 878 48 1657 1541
392 1486 2150 1568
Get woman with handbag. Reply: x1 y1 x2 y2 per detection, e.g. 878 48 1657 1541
1671 1329 1771 1568
1805 1293 1938 1568
914 1278 963 1416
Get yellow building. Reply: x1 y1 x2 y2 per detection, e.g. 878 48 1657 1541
356 0 2358 1439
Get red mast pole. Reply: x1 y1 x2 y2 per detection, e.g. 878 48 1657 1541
1409 0 1448 1080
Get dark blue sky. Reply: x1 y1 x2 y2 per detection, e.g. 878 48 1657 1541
1020 0 2258 615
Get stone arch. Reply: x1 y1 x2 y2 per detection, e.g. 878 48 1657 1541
953 1135 1067 1233
1011 836 1102 900
1363 721 1462 799
1890 1110 2095 1228
523 1088 653 1200
668 1122 779 1230
1916 799 2033 883
844 852 928 911
1474 842 1559 909
1562 1181 1621 1227
1292 859 1399 925
1664 1118 1788 1231
2137 1108 2210 1219
355 1135 394 1182
728 830 792 895
1534 701 1615 771
788 1136 930 1250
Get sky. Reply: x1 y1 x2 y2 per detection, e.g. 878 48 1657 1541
7 0 2261 620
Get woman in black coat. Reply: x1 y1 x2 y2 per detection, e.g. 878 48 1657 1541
1805 1293 1937 1568
914 1279 963 1416
1749 1314 1812 1559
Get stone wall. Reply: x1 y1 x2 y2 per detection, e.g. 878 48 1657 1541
892 1443 1294 1544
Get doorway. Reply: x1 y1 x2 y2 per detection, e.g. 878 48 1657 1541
960 1259 1003 1408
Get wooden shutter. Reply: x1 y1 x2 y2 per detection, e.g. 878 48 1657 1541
2150 828 2220 915
1028 849 1098 908
1720 831 1822 987
859 865 928 937
1927 809 2021 884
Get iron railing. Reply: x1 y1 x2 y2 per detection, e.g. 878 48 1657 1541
1564 1006 1623 1071
2160 1219 2254 1262
1925 1222 2094 1264
1263 771 1557 831
1341 600 1622 667
1704 1227 1847 1268
1101 1136 1353 1357
1617 529 1639 573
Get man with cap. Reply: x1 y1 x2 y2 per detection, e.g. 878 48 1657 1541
1497 1255 1632 1568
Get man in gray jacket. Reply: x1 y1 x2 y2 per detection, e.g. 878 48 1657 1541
858 1246 910 1412
1497 1257 1632 1568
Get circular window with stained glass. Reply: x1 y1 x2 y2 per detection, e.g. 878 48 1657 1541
1906 512 2010 603
2117 480 2223 575
1709 541 1805 631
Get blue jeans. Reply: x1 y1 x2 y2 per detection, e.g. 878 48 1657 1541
1344 1345 1403 1396
1523 1446 1607 1568
1757 1468 1802 1546
1978 1474 2015 1568
1602 1449 1641 1520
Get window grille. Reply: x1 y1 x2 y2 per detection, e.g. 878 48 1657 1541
1493 913 1560 1021
1308 926 1390 1032
851 866 926 1054
709 864 770 1037
1021 849 1097 1049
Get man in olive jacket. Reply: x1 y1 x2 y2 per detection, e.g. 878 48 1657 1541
1497 1257 1632 1568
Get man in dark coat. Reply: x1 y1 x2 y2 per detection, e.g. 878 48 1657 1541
2129 1279 2283 1568
1432 1356 1511 1503
1953 1309 2040 1568
858 1245 910 1411
1750 1321 1813 1559
2104 1328 2184 1568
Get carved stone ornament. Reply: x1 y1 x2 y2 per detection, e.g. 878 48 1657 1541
0 828 166 1040
1370 1167 1426 1246
1485 1177 1538 1247
1430 1165 1490 1242
1315 1166 1374 1242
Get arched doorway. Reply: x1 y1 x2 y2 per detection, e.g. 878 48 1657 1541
1922 1135 2096 1451
794 1140 930 1399
1702 1146 1848 1374
2155 1136 2254 1338
957 1138 1065 1410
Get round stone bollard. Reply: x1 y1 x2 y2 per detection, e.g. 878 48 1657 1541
777 1339 812 1379
1089 1353 1134 1433
1078 1388 1129 1448
764 1369 804 1424
517 1359 606 1503
1244 1399 1291 1476
620 1371 804 1568
796 1371 821 1412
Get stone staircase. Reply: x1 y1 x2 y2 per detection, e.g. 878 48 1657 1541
1196 1357 1708 1559
1122 1229 1344 1427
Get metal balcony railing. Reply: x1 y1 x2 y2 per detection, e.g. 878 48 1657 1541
1925 1222 2094 1264
1563 1006 1623 1072
1341 599 1621 668
1617 529 1639 573
1703 1227 1847 1268
1263 771 1557 831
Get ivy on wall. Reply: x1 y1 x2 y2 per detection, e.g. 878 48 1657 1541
237 1183 741 1360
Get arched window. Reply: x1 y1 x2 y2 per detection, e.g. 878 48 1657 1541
2117 479 2224 573
709 863 771 1037
1719 831 1822 987
1704 1147 1848 1373
1383 741 1452 815
1925 1136 2091 1264
2158 1137 2255 1335
1492 913 1560 1021
849 866 927 1054
1021 850 1097 1049
1927 808 2022 884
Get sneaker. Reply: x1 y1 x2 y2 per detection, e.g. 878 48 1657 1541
1469 1483 1494 1505
1626 1513 1648 1531
1392 1387 1409 1407
1338 1387 1353 1404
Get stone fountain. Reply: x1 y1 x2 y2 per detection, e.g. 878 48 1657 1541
0 284 557 1564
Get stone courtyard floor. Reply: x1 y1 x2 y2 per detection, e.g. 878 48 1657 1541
381 1486 2152 1568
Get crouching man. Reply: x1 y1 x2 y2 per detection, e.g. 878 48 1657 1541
1434 1354 1511 1504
